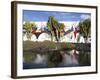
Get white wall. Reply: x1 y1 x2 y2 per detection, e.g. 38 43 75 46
0 0 99 80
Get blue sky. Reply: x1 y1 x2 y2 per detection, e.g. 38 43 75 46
23 10 91 22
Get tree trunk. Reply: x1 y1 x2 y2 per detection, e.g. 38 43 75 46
84 37 88 43
58 31 60 42
51 31 53 42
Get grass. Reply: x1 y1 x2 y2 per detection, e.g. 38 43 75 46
23 40 76 51
23 40 56 50
23 51 36 63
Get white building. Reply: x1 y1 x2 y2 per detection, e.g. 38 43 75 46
23 21 90 43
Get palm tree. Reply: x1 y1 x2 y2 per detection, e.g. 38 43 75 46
78 19 91 43
23 22 37 40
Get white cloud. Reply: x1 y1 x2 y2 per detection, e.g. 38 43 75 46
80 14 91 20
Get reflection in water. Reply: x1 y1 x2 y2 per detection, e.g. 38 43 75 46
23 49 90 69
61 52 78 66
34 54 47 64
